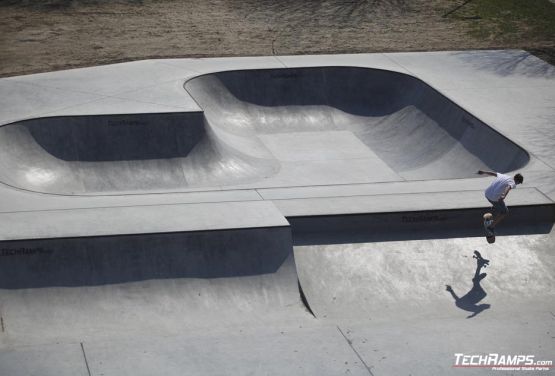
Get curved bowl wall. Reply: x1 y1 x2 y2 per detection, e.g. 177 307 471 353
185 67 529 181
0 67 528 195
0 112 278 194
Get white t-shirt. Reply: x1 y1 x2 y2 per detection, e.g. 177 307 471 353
485 173 516 201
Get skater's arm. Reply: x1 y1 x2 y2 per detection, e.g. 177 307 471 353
477 170 497 177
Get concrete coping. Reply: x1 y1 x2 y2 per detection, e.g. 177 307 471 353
0 201 289 241
272 187 553 217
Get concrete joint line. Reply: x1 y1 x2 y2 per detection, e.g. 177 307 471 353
274 55 287 68
254 189 266 201
337 326 375 376
81 342 92 376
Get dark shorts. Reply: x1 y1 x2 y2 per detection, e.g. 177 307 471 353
488 199 508 215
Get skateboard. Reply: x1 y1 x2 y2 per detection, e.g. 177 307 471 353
473 250 490 268
482 213 495 244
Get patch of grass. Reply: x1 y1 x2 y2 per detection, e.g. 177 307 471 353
448 0 555 43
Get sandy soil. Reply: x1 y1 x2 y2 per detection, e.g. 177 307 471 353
0 0 554 77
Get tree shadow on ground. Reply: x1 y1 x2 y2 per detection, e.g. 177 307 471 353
455 50 555 78
446 251 491 319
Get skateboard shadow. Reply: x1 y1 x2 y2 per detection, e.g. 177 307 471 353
445 252 491 319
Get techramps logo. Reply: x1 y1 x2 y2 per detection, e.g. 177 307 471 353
453 353 553 371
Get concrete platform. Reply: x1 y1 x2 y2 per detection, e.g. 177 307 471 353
1 50 554 375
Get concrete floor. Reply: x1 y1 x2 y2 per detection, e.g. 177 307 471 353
0 50 554 375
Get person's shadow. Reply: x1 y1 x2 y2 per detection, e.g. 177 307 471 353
445 251 491 318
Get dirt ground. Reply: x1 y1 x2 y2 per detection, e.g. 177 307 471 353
0 0 554 77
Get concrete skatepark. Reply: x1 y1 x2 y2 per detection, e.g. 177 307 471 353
0 50 554 375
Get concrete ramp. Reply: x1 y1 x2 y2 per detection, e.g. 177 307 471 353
294 233 555 320
0 254 306 347
294 232 555 375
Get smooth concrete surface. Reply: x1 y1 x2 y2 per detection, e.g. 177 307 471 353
294 233 555 375
1 51 555 375
0 254 303 337
0 343 89 376
295 234 555 320
272 187 551 217
0 200 287 240
82 326 371 376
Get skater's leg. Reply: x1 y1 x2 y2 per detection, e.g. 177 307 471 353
492 213 507 227
488 199 508 228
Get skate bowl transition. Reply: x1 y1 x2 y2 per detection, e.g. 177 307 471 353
0 67 529 194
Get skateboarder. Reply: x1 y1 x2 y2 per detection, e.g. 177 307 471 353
477 170 523 231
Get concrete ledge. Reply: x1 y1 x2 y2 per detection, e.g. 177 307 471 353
273 187 551 217
290 203 555 245
0 201 288 241
255 175 552 201
0 226 293 288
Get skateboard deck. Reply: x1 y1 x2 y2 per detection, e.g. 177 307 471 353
483 213 495 244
